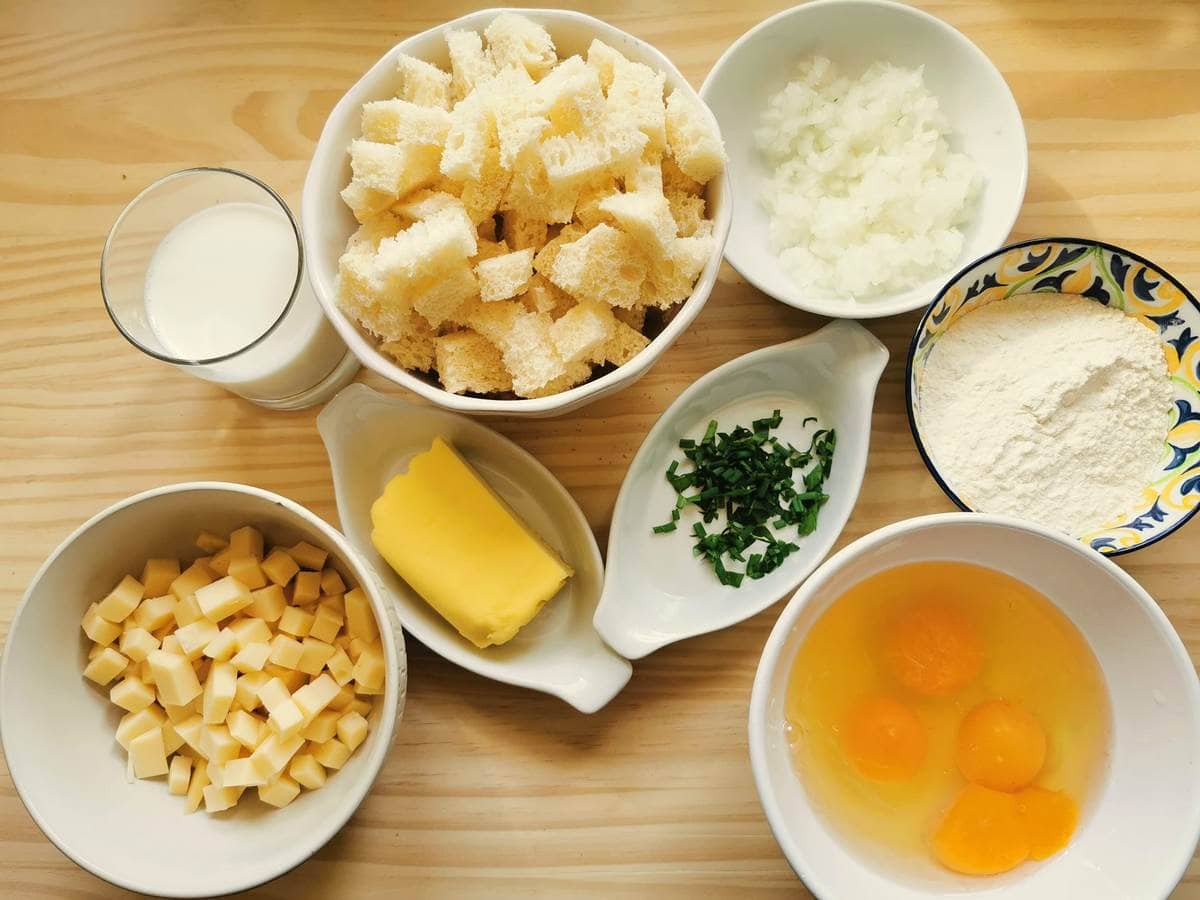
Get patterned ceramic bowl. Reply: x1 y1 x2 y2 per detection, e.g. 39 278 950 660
907 238 1200 555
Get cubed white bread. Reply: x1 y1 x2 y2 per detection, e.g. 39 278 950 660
396 52 452 110
548 223 646 309
589 318 652 367
522 273 575 318
574 176 619 229
337 252 416 342
665 89 726 184
360 99 451 147
607 57 667 151
500 210 547 251
496 113 549 171
349 140 442 199
538 132 609 186
495 311 567 397
521 358 593 399
458 143 510 225
374 205 478 287
379 311 438 371
502 146 581 225
435 331 513 395
440 91 494 182
467 298 524 344
586 38 626 92
340 179 396 224
667 191 707 237
532 223 586 276
531 55 606 135
599 190 677 258
476 248 534 302
445 29 497 101
644 232 714 307
621 155 665 194
614 306 647 331
472 238 511 264
484 13 557 79
661 154 704 196
597 107 651 172
392 189 462 222
411 261 480 328
549 301 618 363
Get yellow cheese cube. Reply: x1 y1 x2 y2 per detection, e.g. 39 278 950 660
312 737 351 770
234 671 270 711
97 575 145 623
170 562 213 602
301 709 340 743
294 674 341 720
227 709 266 750
202 627 238 662
289 753 327 790
268 634 304 669
278 606 314 638
230 642 271 673
346 699 373 718
248 584 287 622
84 647 129 685
289 541 328 571
163 699 198 723
229 525 264 561
147 649 203 706
309 602 343 644
296 638 336 677
175 619 220 660
202 783 244 813
229 617 273 648
168 754 193 795
195 576 253 622
133 594 177 632
292 570 322 605
261 549 299 588
258 774 302 809
141 558 181 597
370 437 572 648
196 530 227 553
129 727 169 778
82 602 122 646
343 588 379 644
250 732 305 778
162 720 186 755
116 705 166 750
110 676 156 712
337 711 370 752
202 661 237 724
325 647 355 687
185 759 209 813
173 594 204 628
268 699 304 739
320 569 347 596
227 556 268 591
257 677 291 713
160 634 182 655
352 643 385 692
221 757 268 788
174 714 204 755
328 683 356 711
208 547 232 576
263 664 307 692
199 724 241 764
118 626 160 662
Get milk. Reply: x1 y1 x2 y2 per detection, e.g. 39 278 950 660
145 202 350 403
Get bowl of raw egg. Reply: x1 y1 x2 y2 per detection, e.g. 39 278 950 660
748 512 1200 899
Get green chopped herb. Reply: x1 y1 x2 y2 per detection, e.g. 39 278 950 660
651 411 837 587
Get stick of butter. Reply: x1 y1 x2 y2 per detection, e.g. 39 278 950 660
370 437 573 649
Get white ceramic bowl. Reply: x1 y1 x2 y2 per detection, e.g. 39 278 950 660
302 7 732 417
700 0 1027 319
0 483 407 897
749 513 1200 899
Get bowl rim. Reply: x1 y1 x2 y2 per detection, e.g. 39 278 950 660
904 235 1200 556
747 511 1200 899
698 0 1029 319
0 481 406 898
299 6 733 415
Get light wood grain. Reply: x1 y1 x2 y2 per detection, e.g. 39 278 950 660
1 1 1198 897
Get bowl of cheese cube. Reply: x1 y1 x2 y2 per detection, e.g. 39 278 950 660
301 8 730 416
0 482 405 897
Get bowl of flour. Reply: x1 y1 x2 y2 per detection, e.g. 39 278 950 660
907 238 1200 555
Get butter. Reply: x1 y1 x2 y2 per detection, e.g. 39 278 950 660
370 437 573 648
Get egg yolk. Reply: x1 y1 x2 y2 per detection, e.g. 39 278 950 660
842 695 927 782
932 784 1030 875
1015 786 1079 860
883 600 984 696
956 699 1047 792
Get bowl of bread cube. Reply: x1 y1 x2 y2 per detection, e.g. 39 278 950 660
0 482 406 897
302 8 731 416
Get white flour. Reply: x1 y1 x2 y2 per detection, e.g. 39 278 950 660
918 293 1174 535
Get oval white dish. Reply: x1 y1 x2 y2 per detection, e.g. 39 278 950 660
592 320 888 659
317 383 631 712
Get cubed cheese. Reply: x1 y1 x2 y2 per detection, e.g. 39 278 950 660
227 709 266 750
289 542 329 571
195 530 228 553
170 562 213 603
195 576 253 622
175 714 205 755
296 638 336 677
278 606 315 638
312 738 351 770
174 619 220 660
261 549 299 588
202 783 244 813
320 569 347 596
202 661 237 724
289 753 327 790
168 754 193 795
228 526 264 561
84 646 129 685
292 570 322 605
228 617 273 649
132 594 177 632
309 602 343 644
185 758 210 813
199 724 241 764
161 720 186 755
301 709 340 743
293 674 341 721
230 642 271 673
248 584 287 622
268 634 305 669
234 671 270 711
118 626 160 662
147 650 203 706
325 647 355 687
257 774 302 809
352 643 386 692
129 727 169 779
82 602 122 646
110 676 156 712
221 757 268 788
141 558 181 597
250 732 305 779
202 627 238 662
97 574 145 623
337 711 370 752
343 588 379 644
227 556 268 591
172 594 204 628
116 705 166 750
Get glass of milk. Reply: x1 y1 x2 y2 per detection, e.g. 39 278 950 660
101 167 360 409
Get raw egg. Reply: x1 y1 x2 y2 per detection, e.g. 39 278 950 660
842 695 927 782
956 699 1047 792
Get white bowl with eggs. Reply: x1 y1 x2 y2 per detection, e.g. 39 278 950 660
701 0 1027 318
749 513 1200 899
302 7 731 417
0 483 406 897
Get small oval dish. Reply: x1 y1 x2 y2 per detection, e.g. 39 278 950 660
317 383 631 712
700 0 1026 318
592 320 888 659
908 237 1200 555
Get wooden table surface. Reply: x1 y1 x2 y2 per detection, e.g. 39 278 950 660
2 0 1198 896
